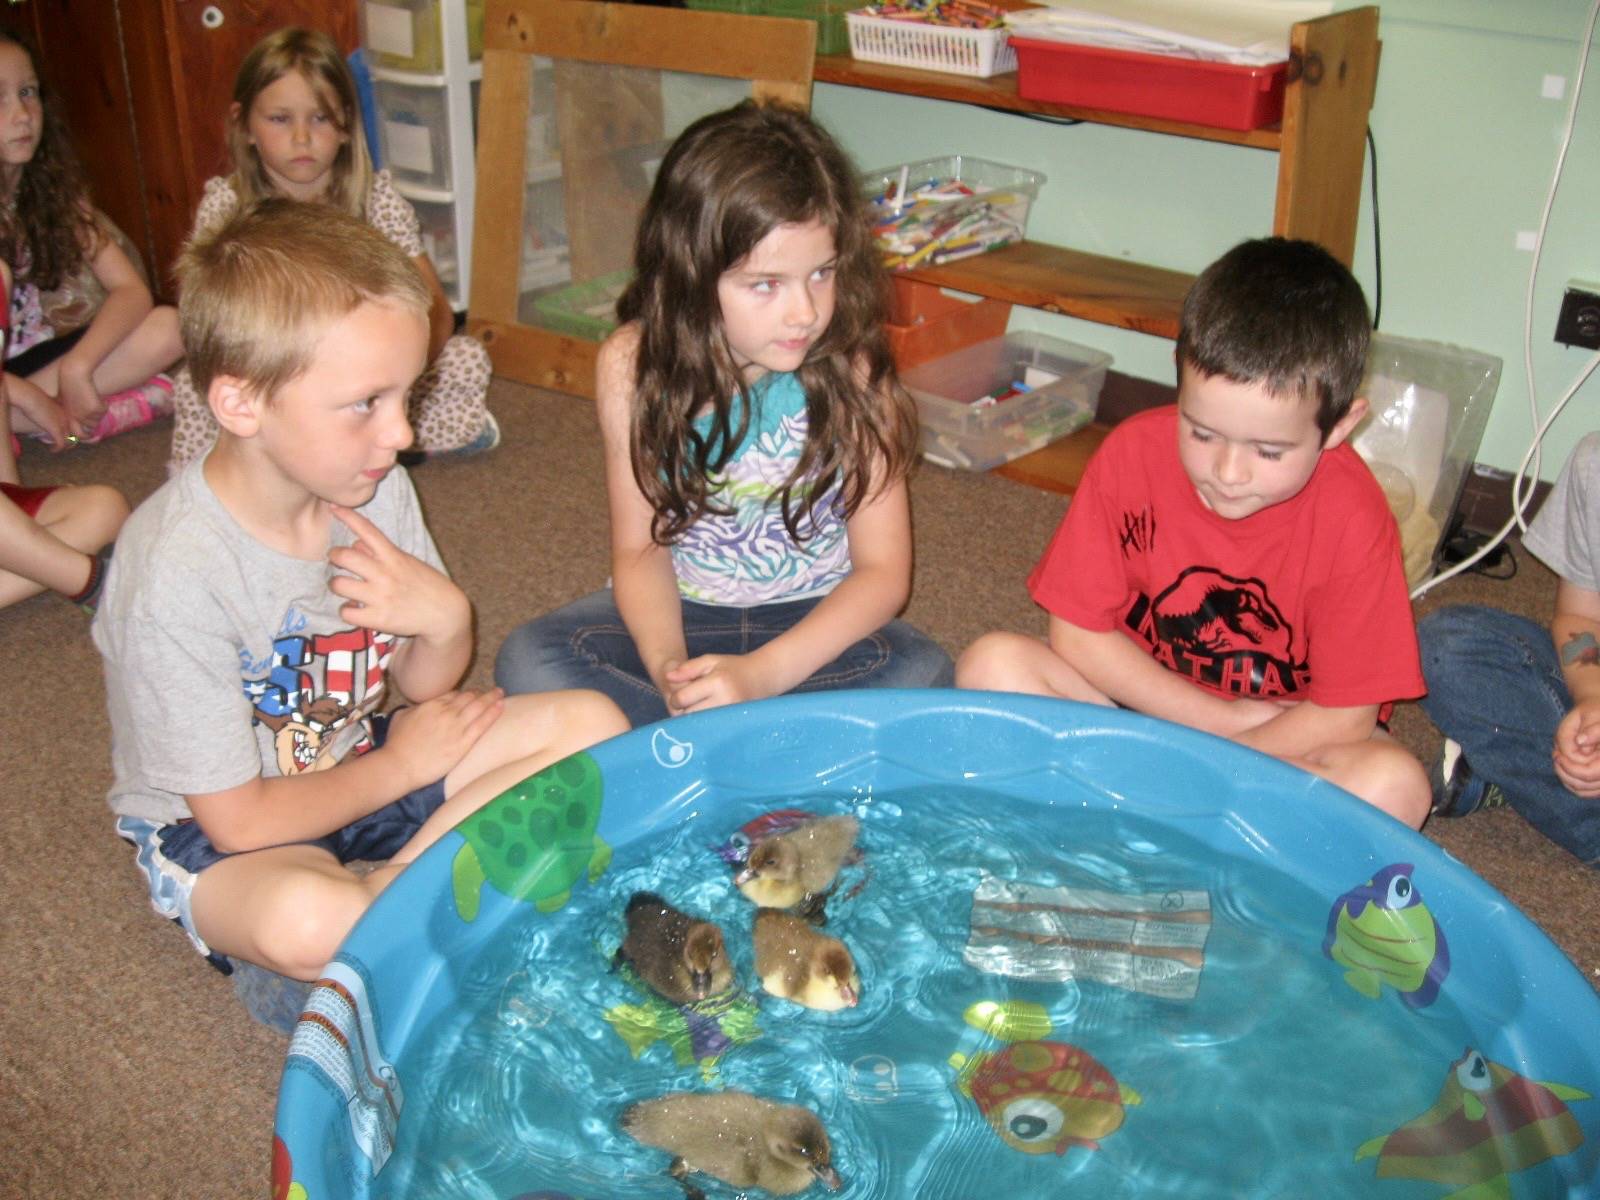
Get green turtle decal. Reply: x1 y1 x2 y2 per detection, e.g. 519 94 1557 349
451 752 611 921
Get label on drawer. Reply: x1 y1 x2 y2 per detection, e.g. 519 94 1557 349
366 3 415 59
384 119 435 177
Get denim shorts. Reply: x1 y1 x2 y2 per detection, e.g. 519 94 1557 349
115 711 446 968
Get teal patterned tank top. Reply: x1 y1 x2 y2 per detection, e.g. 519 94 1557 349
670 371 851 605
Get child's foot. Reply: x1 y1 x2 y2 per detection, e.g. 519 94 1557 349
231 959 314 1035
68 544 113 614
400 412 501 465
1429 738 1507 817
85 373 176 443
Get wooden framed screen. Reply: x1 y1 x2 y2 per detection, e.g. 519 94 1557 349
469 0 817 398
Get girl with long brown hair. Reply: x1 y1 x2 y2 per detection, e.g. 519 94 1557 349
496 100 951 727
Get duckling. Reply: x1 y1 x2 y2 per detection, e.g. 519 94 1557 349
753 908 860 1011
621 1090 843 1198
614 891 734 1005
734 814 859 920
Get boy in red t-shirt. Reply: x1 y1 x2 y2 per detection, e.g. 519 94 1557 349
957 237 1429 827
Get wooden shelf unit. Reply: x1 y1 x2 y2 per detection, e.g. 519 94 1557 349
817 6 1380 492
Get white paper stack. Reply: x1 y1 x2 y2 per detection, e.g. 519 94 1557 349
1005 0 1333 65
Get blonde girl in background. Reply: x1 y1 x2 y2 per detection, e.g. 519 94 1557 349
495 101 952 727
165 26 496 472
0 30 182 451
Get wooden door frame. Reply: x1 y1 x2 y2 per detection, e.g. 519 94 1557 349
468 0 815 398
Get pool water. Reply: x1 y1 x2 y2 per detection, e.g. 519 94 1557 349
365 785 1504 1200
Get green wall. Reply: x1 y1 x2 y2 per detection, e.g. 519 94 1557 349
814 1 1600 481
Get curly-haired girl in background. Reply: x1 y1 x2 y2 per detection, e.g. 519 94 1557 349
495 100 951 726
165 26 496 472
0 31 181 451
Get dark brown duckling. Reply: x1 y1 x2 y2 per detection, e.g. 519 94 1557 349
615 891 734 1005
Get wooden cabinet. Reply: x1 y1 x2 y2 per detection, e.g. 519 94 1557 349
815 6 1380 491
1 0 356 297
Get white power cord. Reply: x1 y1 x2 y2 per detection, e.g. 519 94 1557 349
1409 0 1600 600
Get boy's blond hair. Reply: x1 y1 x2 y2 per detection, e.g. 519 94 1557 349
178 197 430 398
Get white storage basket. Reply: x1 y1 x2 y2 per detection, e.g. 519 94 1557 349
845 10 1015 78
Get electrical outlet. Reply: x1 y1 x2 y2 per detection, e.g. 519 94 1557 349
1555 283 1600 349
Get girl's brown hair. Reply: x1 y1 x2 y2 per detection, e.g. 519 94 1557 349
226 27 372 216
617 100 915 546
0 31 101 292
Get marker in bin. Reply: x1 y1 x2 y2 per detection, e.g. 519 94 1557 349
872 177 1026 270
864 0 1007 27
971 366 1060 409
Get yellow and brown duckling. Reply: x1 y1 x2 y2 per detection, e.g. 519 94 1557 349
621 1089 843 1197
734 814 859 921
615 891 734 1005
753 908 861 1011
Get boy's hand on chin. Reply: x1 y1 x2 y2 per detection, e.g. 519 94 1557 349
327 503 470 641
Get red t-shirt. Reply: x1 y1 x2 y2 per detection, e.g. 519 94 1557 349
1027 406 1423 716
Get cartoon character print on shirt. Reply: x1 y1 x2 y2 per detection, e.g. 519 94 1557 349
1123 566 1310 699
242 621 397 776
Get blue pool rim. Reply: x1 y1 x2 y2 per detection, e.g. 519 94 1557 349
272 689 1600 1196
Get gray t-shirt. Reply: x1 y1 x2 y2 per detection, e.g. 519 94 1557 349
1524 431 1600 591
93 461 444 827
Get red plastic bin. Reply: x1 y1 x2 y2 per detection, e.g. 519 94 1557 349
1009 38 1288 132
884 277 1012 371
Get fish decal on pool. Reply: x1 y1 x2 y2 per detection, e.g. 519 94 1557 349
949 999 1141 1156
450 751 611 921
1323 862 1450 1008
713 807 817 869
1354 1047 1590 1198
604 965 763 1081
271 1134 308 1200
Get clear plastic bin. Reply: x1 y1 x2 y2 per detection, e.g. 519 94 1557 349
900 331 1113 471
411 196 460 298
862 156 1044 271
375 79 452 191
363 0 484 71
1352 332 1502 586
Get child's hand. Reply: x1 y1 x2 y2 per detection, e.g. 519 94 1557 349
1553 699 1600 796
383 688 506 791
56 362 104 433
328 503 470 642
7 375 78 450
663 653 772 714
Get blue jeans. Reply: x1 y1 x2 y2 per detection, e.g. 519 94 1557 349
1418 604 1600 866
494 588 954 728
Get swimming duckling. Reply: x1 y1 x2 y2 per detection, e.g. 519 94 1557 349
734 814 858 920
753 908 860 1011
615 891 734 1005
621 1090 843 1198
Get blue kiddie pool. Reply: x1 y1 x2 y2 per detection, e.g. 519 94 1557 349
272 692 1600 1199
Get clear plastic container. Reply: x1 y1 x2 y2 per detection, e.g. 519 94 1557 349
1352 332 1502 586
862 156 1045 271
900 330 1113 471
410 196 460 299
374 79 452 191
363 0 484 71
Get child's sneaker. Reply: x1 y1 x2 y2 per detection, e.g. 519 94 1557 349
1429 738 1507 817
231 959 313 1035
400 412 501 465
86 373 175 443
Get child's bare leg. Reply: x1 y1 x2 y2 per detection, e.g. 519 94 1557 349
191 844 376 980
1285 734 1431 828
956 630 1114 704
27 305 184 400
0 484 127 607
374 689 629 882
